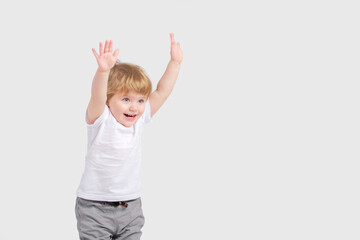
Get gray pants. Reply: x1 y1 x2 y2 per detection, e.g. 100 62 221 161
75 197 145 240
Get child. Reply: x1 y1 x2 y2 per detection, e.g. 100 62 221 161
75 33 182 240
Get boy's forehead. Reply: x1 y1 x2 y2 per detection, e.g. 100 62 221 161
117 91 145 99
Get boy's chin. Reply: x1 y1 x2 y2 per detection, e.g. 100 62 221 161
118 121 135 127
118 118 139 127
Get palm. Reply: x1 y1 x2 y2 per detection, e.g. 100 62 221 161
96 52 117 71
92 40 119 72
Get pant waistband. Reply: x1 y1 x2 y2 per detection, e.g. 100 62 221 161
84 199 136 208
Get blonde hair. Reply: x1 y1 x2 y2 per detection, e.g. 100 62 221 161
107 61 152 102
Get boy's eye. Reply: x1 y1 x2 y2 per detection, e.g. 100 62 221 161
138 99 144 103
123 98 130 102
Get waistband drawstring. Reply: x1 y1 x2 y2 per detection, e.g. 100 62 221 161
103 201 128 207
86 199 129 208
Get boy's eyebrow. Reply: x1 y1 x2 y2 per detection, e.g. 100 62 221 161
134 95 145 99
122 95 145 100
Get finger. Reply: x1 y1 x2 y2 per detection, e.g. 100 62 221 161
104 40 109 53
99 42 104 55
92 48 99 59
170 33 175 45
109 40 113 53
113 48 120 58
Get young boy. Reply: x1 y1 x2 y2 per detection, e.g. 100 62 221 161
75 33 182 240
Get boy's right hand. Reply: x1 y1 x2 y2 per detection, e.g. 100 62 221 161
92 40 119 72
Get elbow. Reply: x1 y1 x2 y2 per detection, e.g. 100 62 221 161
155 88 171 101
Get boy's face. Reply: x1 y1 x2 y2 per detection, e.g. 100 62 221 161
107 91 147 127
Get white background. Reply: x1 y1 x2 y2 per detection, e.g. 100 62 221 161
0 0 359 239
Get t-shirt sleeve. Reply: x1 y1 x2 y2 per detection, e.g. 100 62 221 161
142 99 152 124
86 105 109 127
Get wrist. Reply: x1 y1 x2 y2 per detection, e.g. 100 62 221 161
97 68 110 74
169 59 182 66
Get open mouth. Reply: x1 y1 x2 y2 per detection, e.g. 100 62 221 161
124 113 136 119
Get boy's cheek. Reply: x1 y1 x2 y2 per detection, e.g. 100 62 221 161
136 110 145 120
139 106 146 115
137 112 144 119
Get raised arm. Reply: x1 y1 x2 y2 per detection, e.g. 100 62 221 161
149 33 183 116
87 40 119 124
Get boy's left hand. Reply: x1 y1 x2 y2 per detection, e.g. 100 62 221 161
170 33 183 64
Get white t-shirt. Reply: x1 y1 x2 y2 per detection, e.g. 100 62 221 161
76 100 152 201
